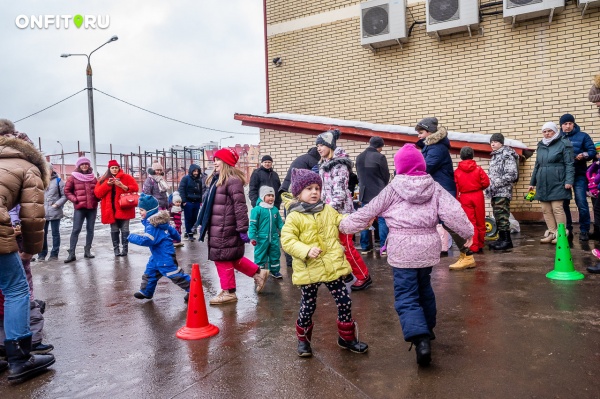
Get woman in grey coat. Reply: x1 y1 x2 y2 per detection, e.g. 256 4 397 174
38 165 67 260
529 122 575 244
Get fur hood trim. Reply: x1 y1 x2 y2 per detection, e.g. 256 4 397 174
0 137 50 189
424 126 448 146
320 147 353 173
148 210 171 227
594 74 600 88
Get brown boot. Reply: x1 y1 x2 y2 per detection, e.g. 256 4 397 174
449 252 476 270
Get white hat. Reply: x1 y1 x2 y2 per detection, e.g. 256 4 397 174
259 186 275 201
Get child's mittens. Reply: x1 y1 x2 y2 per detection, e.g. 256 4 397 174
239 232 251 243
251 240 257 246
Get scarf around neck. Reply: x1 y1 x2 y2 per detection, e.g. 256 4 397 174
151 174 169 192
288 200 324 214
259 201 274 209
542 131 560 146
71 170 96 182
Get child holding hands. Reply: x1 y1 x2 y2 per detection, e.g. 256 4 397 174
339 144 473 366
281 169 368 357
130 194 191 301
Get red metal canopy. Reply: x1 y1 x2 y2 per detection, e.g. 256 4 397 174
234 113 534 159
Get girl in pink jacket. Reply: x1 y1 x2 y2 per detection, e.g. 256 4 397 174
339 144 473 367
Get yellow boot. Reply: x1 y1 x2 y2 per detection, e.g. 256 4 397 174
449 252 476 270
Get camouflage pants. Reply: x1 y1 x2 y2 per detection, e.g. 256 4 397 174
492 197 511 232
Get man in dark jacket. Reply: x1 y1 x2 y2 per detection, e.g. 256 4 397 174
178 164 206 241
560 113 596 241
415 117 472 268
415 117 457 197
249 155 282 209
279 147 320 267
356 136 390 254
280 147 320 193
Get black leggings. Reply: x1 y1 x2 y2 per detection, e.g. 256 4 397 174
69 208 97 250
297 277 352 328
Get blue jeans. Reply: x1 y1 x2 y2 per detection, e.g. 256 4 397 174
563 174 590 233
360 216 388 250
393 267 436 342
183 202 201 235
0 252 31 341
40 219 61 258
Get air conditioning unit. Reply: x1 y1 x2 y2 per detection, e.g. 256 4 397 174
578 0 600 16
360 0 407 49
503 0 565 25
426 0 479 38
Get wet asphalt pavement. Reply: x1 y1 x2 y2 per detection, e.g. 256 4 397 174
2 223 600 398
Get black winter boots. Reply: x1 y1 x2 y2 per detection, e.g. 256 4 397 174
119 232 130 256
296 322 313 357
5 335 55 383
83 246 95 259
489 230 513 251
64 250 76 263
411 335 432 366
337 320 368 353
111 232 121 256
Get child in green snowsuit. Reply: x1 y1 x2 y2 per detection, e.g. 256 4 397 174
249 186 284 279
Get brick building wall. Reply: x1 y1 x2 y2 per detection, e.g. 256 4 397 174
259 1 599 220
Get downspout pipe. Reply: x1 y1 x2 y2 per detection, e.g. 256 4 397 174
263 0 270 114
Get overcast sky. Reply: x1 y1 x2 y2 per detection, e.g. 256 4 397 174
0 1 265 164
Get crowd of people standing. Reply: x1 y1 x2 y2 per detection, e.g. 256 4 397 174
0 74 598 383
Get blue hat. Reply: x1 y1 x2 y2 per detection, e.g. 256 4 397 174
138 193 159 218
559 113 575 126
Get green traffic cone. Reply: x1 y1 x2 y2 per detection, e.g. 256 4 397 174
546 223 584 281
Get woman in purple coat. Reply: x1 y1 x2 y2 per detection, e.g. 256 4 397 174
63 157 99 263
339 144 473 367
196 148 269 305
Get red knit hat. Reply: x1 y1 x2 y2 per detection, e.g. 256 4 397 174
213 148 239 166
108 159 120 168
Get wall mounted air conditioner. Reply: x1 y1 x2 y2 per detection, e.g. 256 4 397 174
426 0 479 38
360 0 407 50
578 0 600 16
503 0 565 26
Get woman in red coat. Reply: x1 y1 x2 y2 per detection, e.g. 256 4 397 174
94 160 139 256
64 157 99 263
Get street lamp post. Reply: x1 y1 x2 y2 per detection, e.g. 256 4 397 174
56 140 65 179
219 136 234 149
61 35 118 176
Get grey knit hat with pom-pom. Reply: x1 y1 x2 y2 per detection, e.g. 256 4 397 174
315 129 341 150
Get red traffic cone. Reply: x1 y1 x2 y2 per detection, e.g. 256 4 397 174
176 263 219 340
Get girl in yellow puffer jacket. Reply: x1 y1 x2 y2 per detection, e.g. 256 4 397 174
281 169 368 358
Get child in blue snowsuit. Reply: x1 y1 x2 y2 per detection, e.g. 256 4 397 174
249 186 284 279
130 194 191 301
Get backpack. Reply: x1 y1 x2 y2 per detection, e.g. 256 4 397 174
56 177 62 197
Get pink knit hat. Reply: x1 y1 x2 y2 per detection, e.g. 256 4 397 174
394 144 427 176
76 157 91 168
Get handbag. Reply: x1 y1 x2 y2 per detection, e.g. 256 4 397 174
119 192 139 209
